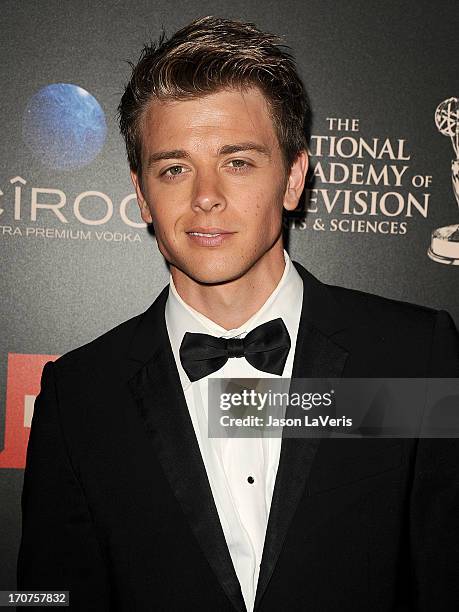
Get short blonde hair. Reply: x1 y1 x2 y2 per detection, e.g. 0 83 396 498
118 15 310 177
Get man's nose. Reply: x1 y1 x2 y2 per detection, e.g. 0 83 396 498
191 169 226 212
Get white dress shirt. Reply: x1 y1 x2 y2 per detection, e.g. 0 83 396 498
165 249 304 612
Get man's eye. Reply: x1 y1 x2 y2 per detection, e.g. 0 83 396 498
229 159 248 168
164 165 184 177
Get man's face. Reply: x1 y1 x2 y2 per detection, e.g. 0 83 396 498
131 86 307 284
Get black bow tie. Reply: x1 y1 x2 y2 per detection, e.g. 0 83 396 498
179 317 291 382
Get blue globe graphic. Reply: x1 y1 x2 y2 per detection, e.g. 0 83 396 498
22 83 107 170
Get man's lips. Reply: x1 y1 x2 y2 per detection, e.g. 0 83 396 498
186 227 235 236
186 227 236 246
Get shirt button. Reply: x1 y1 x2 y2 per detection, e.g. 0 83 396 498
247 476 255 484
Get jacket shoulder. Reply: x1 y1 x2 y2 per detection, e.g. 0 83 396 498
326 282 439 330
51 312 144 374
294 260 441 335
320 282 457 375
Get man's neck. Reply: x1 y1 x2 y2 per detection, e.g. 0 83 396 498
170 243 287 330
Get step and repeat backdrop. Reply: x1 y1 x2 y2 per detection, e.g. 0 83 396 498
1 0 458 591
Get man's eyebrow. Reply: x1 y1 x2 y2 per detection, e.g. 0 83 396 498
146 142 271 169
218 142 271 157
146 149 190 168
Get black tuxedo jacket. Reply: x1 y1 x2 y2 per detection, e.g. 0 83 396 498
17 261 459 611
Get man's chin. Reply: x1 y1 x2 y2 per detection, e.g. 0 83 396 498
184 269 244 286
174 260 250 287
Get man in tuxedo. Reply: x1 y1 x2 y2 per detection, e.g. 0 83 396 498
17 15 459 612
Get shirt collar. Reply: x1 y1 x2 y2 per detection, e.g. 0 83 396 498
165 249 303 390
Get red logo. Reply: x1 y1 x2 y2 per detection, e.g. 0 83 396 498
0 353 59 468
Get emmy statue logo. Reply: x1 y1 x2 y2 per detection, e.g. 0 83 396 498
428 97 459 265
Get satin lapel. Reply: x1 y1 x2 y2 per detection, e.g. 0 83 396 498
254 261 350 610
126 288 246 612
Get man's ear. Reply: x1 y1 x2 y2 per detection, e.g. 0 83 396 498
130 170 153 224
283 150 309 212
